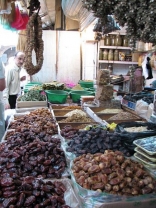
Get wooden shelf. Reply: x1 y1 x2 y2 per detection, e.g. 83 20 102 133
100 46 132 50
99 60 138 64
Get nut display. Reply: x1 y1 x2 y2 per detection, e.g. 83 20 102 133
58 114 93 123
108 112 139 120
72 150 156 195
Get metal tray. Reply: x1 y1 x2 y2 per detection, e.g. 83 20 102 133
133 136 156 155
135 147 156 162
134 153 156 168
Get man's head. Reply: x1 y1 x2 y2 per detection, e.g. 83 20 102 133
14 51 25 68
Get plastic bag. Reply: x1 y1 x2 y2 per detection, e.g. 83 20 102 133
11 5 24 29
115 122 156 151
135 99 149 119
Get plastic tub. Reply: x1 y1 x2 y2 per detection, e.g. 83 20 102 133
70 90 95 103
45 90 69 104
78 80 93 88
27 82 42 85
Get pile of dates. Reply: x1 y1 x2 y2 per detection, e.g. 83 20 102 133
61 125 79 140
0 130 67 179
9 108 58 136
66 127 132 156
0 175 70 208
72 150 156 196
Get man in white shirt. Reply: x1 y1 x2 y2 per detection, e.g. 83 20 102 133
4 51 26 109
0 58 6 139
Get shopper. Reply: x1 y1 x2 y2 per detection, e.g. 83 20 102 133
150 80 156 88
0 58 6 140
4 51 26 109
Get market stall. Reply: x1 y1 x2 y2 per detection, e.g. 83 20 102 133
1 0 156 208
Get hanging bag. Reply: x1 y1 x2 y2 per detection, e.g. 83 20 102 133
11 5 24 29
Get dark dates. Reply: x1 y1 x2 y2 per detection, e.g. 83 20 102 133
1 178 13 187
24 196 36 206
2 197 17 208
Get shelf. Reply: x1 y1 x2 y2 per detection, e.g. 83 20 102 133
99 60 138 64
100 46 132 50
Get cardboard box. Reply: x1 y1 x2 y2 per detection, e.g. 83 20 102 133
121 99 136 110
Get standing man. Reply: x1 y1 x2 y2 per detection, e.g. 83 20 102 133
4 51 26 109
0 58 6 139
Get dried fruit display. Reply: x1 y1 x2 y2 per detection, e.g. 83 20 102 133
0 130 67 179
82 0 156 44
9 108 58 135
0 175 70 207
72 150 156 195
24 13 44 75
66 127 132 156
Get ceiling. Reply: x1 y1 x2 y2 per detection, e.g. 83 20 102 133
19 0 96 31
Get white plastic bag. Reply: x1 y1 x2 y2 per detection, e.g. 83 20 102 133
135 99 149 119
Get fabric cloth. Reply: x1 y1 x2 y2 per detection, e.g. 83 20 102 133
3 62 21 107
146 57 153 79
9 95 17 109
0 58 5 102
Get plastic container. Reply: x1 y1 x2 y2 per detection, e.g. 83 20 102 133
133 136 156 155
78 80 93 88
45 90 68 104
70 91 95 103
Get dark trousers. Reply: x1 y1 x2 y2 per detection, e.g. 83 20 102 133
9 95 17 109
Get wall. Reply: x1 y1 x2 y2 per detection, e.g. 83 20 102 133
32 31 56 83
32 30 81 85
56 31 81 85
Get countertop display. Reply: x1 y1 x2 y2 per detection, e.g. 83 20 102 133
1 105 156 208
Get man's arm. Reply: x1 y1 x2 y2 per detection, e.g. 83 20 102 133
0 59 5 91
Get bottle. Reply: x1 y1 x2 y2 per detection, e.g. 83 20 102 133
114 49 119 61
108 64 113 74
111 35 116 46
108 49 114 61
103 49 108 60
105 35 111 46
123 36 128 47
99 49 103 60
115 34 122 46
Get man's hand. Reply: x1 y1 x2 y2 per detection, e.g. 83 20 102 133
5 103 10 110
20 76 26 81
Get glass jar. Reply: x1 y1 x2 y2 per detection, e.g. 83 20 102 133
108 49 114 61
105 35 111 46
114 49 119 61
99 49 103 60
111 35 116 46
103 49 108 60
123 36 128 47
115 34 122 46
